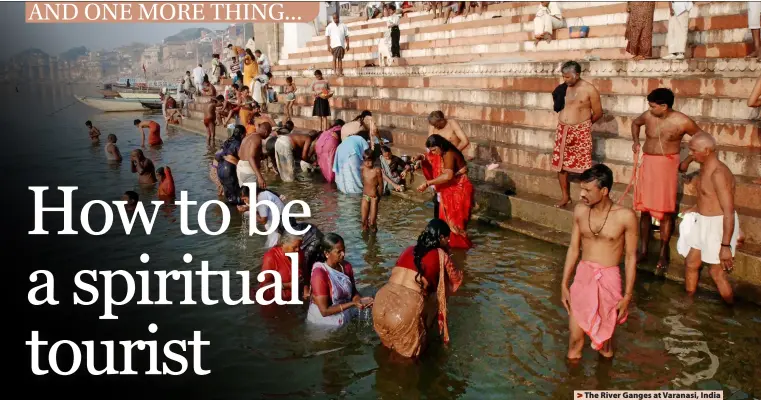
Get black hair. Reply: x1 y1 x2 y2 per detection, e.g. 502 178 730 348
232 83 239 90
216 94 225 101
255 49 262 54
580 164 613 192
133 119 141 125
124 191 139 203
314 69 323 77
241 85 249 92
85 120 92 126
318 233 345 262
362 148 375 161
561 60 582 75
286 76 293 83
413 219 451 290
266 72 273 79
647 88 675 109
284 120 295 131
354 110 372 121
227 44 233 48
425 134 464 160
231 124 246 141
246 48 255 58
156 167 165 178
388 3 396 11
381 145 391 154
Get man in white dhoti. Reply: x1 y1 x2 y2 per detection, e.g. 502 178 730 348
275 134 296 182
534 2 564 45
663 2 692 60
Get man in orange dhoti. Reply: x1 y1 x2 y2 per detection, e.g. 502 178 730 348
561 165 637 359
631 88 704 270
551 61 603 208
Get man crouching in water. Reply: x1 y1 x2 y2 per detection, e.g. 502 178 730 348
560 164 637 360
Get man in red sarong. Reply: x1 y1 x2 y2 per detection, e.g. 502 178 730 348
560 164 637 360
631 88 704 271
551 61 603 208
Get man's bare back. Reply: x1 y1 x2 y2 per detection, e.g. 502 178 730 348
133 158 157 184
637 110 701 155
204 103 216 122
559 80 602 126
289 133 314 160
696 159 735 217
575 203 637 267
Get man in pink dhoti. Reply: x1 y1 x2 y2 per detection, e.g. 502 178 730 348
631 88 704 271
560 164 638 359
552 61 603 208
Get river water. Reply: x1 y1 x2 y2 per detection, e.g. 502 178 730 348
7 84 760 399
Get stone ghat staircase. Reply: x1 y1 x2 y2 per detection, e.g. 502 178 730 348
187 1 761 300
276 1 755 70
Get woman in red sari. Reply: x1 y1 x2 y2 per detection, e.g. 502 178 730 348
258 232 307 303
416 134 474 249
373 219 464 358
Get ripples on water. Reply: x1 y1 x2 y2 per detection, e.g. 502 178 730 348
7 85 760 399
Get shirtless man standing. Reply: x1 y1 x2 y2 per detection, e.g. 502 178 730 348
86 120 101 144
130 149 157 184
678 133 739 304
204 97 218 146
238 121 271 189
631 88 704 270
560 164 637 360
427 110 470 151
551 61 603 208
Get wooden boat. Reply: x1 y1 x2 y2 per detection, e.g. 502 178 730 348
140 101 163 110
117 92 162 100
74 95 159 112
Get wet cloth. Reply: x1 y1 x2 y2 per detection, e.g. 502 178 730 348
379 155 404 194
421 153 474 249
625 2 655 58
677 212 740 264
147 121 163 146
306 262 357 327
569 260 627 351
373 249 464 357
551 119 593 173
634 153 680 221
257 190 286 249
334 135 369 194
216 138 242 204
105 142 119 161
158 167 175 199
236 160 257 186
275 135 296 182
258 246 303 302
315 125 342 182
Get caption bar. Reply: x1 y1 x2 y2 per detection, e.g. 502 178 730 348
25 2 319 23
574 391 723 399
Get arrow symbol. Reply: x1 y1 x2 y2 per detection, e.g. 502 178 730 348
577 394 582 398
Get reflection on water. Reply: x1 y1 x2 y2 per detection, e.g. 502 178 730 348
6 84 761 399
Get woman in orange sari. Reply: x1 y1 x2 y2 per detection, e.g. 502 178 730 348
243 49 259 89
416 134 474 249
157 166 175 200
373 219 464 358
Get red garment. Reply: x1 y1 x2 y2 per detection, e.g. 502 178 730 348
421 153 474 249
148 121 163 146
166 97 177 109
395 246 441 292
551 119 592 173
158 166 175 198
634 153 680 221
311 262 355 297
258 246 304 302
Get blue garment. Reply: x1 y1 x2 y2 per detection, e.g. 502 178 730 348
216 138 243 204
333 136 369 194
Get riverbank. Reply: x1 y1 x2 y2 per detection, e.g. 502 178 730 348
172 114 761 305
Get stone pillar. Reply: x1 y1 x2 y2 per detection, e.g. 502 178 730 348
253 22 285 64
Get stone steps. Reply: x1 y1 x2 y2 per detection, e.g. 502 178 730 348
270 75 758 99
273 58 761 79
273 84 760 121
269 93 761 149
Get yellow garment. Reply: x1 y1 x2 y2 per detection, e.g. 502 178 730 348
243 55 258 90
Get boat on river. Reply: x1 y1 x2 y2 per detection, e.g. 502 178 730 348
74 95 160 112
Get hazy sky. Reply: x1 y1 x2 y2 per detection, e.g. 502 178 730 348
1 2 231 58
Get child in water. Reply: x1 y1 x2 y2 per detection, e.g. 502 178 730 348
360 149 383 232
86 120 101 144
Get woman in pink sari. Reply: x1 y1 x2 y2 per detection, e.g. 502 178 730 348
315 119 345 182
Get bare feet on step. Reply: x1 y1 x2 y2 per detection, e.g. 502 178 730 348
554 198 571 208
